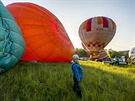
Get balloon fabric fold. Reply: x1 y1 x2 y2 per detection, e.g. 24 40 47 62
6 2 75 62
0 1 25 74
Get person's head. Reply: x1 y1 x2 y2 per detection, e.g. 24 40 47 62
72 54 79 63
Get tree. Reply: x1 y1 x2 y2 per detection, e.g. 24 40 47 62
75 48 89 57
107 49 129 58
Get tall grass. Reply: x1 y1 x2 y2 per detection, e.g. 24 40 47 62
0 61 135 101
81 61 135 101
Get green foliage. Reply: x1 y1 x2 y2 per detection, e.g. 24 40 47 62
0 61 135 101
75 48 89 57
108 49 129 58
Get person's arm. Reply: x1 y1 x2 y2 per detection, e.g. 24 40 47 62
72 65 80 81
79 65 84 80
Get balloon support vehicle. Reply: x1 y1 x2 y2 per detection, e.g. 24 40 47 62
102 58 128 66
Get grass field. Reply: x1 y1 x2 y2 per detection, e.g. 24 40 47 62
0 61 135 101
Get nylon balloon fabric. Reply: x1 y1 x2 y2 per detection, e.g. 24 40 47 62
6 2 75 62
129 47 135 64
0 1 25 74
79 16 116 52
82 43 109 60
89 50 109 60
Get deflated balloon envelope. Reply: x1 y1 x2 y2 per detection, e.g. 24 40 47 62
79 16 116 53
129 47 135 64
6 2 75 62
0 1 25 74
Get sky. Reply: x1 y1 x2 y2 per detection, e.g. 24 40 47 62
1 0 135 51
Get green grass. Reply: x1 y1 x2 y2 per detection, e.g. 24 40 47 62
0 61 135 101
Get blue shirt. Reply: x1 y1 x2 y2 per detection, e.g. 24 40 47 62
72 62 84 81
115 56 119 62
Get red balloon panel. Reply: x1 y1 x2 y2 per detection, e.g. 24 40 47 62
6 2 75 62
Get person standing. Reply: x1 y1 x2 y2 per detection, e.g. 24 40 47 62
71 54 84 98
114 56 119 65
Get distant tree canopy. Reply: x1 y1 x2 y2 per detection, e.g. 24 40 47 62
75 48 89 57
107 49 129 58
75 48 129 58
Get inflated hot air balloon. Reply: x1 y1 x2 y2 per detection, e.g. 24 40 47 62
0 1 25 74
129 47 135 64
89 50 109 60
6 2 75 62
79 16 116 55
82 42 109 60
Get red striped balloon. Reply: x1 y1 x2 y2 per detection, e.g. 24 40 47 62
79 16 116 52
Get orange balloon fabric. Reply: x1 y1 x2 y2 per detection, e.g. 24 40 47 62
6 2 75 62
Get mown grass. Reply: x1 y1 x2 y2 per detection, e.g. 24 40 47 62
0 61 135 101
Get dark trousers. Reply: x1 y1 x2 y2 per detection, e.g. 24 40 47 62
73 78 82 98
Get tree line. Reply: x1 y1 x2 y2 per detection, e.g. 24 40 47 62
75 48 129 58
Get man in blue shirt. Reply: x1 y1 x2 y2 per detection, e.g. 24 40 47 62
114 56 119 65
72 54 84 98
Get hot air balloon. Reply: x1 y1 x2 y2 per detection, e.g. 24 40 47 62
0 1 25 74
6 2 75 62
79 16 116 58
90 50 109 60
82 42 109 60
89 50 109 61
129 47 135 64
91 49 109 60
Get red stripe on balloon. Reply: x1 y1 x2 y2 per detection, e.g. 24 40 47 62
86 18 92 32
102 17 108 28
111 19 116 29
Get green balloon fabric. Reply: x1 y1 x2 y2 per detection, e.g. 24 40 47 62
0 1 25 74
